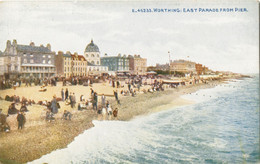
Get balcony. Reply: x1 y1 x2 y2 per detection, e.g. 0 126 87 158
21 70 55 73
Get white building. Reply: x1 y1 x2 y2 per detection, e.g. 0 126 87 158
84 39 101 65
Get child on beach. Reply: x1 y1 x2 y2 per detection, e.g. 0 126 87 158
113 108 118 118
107 105 112 116
62 110 72 120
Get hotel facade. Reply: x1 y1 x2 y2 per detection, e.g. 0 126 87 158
101 54 129 72
0 40 55 79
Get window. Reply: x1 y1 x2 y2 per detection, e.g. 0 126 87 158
24 59 27 63
30 55 34 57
30 59 34 63
65 67 66 72
48 60 51 64
43 55 46 58
86 54 89 57
97 54 99 57
23 53 26 57
48 55 51 58
97 61 99 65
91 54 94 57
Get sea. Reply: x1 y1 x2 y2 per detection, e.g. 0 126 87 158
30 75 259 164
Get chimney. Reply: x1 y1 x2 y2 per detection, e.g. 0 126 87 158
30 42 35 46
58 51 64 55
12 39 17 47
46 43 51 50
6 40 11 48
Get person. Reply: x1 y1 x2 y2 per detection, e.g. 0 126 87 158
78 103 82 111
128 83 131 91
102 107 107 115
101 94 106 108
113 108 118 117
112 80 115 88
107 105 112 115
72 93 76 108
20 103 29 112
0 109 10 132
93 92 98 111
51 95 58 114
61 88 64 101
8 103 19 115
65 88 69 100
80 95 84 102
90 88 94 96
46 109 55 122
62 110 72 120
17 111 25 130
116 81 120 88
113 90 120 104
106 101 110 108
69 92 73 108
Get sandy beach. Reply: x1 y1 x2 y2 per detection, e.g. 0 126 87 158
0 79 227 163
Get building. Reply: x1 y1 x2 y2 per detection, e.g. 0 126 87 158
0 51 4 76
128 55 147 75
0 40 21 79
71 53 88 76
2 40 55 78
86 62 108 76
84 39 100 65
170 59 196 74
155 63 170 71
55 51 72 78
101 54 129 72
195 63 203 75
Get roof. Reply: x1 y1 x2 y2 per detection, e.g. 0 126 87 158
17 45 52 53
63 53 71 58
71 54 86 61
85 40 99 53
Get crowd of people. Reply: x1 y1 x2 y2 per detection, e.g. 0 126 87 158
0 74 179 133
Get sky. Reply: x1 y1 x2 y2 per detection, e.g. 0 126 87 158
0 0 258 73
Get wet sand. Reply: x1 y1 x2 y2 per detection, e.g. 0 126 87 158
0 80 225 163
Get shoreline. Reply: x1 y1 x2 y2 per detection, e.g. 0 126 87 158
0 78 233 163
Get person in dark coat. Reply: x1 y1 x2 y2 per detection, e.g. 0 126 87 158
61 88 64 101
69 92 73 108
17 111 25 129
116 81 120 88
114 90 120 104
128 83 131 91
51 96 58 114
92 92 98 111
65 88 69 100
8 103 19 115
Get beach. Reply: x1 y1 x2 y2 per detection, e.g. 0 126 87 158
0 79 229 163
